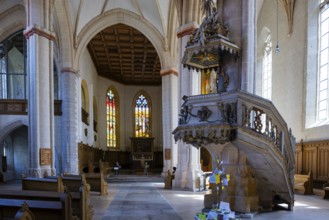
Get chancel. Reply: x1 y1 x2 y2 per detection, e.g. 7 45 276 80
0 0 329 219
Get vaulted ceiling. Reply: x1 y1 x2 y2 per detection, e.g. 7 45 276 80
87 24 161 85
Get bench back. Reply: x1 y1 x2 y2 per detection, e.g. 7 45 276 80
22 176 64 192
0 191 72 220
294 172 312 183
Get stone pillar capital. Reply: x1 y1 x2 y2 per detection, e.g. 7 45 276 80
24 26 56 40
61 68 79 75
160 68 178 77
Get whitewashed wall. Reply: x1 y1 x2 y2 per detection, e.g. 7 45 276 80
78 48 100 147
257 0 329 141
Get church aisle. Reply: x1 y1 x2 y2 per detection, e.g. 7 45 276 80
1 177 329 220
91 181 186 220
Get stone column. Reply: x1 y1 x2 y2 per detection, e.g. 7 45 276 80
223 0 257 93
61 68 79 174
161 68 178 176
24 0 55 177
174 22 202 190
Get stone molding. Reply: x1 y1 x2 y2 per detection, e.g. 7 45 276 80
24 26 56 41
61 68 79 75
160 68 178 77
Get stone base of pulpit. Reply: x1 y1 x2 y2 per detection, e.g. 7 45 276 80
203 148 260 213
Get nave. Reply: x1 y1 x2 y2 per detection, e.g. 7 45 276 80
0 175 329 220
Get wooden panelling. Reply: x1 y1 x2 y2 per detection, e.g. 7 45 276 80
0 99 27 114
77 143 163 172
295 140 329 181
0 99 62 115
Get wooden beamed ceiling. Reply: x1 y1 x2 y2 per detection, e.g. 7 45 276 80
87 24 161 86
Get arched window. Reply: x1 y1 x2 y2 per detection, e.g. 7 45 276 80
0 30 27 99
81 80 89 125
134 92 151 137
106 87 119 148
262 34 272 100
319 1 329 121
93 96 98 133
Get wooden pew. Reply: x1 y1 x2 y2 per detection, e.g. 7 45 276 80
2 202 35 220
99 160 111 177
22 176 64 192
64 173 108 196
294 172 314 195
323 181 329 199
0 190 73 220
46 174 94 220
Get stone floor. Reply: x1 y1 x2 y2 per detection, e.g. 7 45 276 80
1 175 329 220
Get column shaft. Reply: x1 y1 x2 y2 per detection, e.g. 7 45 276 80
61 69 79 174
25 0 55 177
161 69 178 175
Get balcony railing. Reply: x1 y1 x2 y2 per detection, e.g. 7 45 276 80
173 90 296 192
0 99 62 115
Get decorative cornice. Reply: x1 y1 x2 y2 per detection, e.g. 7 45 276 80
177 25 198 38
24 27 56 41
61 68 79 74
160 68 178 76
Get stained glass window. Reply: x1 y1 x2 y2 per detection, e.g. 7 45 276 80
106 89 117 147
134 94 150 137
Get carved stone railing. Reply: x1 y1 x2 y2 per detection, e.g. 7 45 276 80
173 90 296 190
0 99 62 115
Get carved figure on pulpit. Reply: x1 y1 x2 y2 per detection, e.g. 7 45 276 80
179 105 190 124
197 106 212 122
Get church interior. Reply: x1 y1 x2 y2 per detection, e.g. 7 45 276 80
0 0 329 219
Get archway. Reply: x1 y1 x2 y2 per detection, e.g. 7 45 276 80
0 125 28 181
200 147 212 172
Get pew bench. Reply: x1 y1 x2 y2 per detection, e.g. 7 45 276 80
1 202 34 220
294 172 313 195
64 173 108 196
99 160 111 177
0 197 71 220
0 190 72 219
46 174 94 220
22 176 64 192
323 182 329 199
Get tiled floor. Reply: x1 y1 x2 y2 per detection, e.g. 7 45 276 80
1 175 329 220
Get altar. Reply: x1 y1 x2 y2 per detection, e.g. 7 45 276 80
130 137 154 168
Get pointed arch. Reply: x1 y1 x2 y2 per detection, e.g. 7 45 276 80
106 86 120 148
81 79 89 124
93 96 98 132
133 90 152 137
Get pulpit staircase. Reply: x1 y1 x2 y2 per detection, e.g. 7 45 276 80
172 90 296 210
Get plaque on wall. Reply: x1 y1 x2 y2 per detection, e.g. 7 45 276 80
165 148 171 160
40 148 52 166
